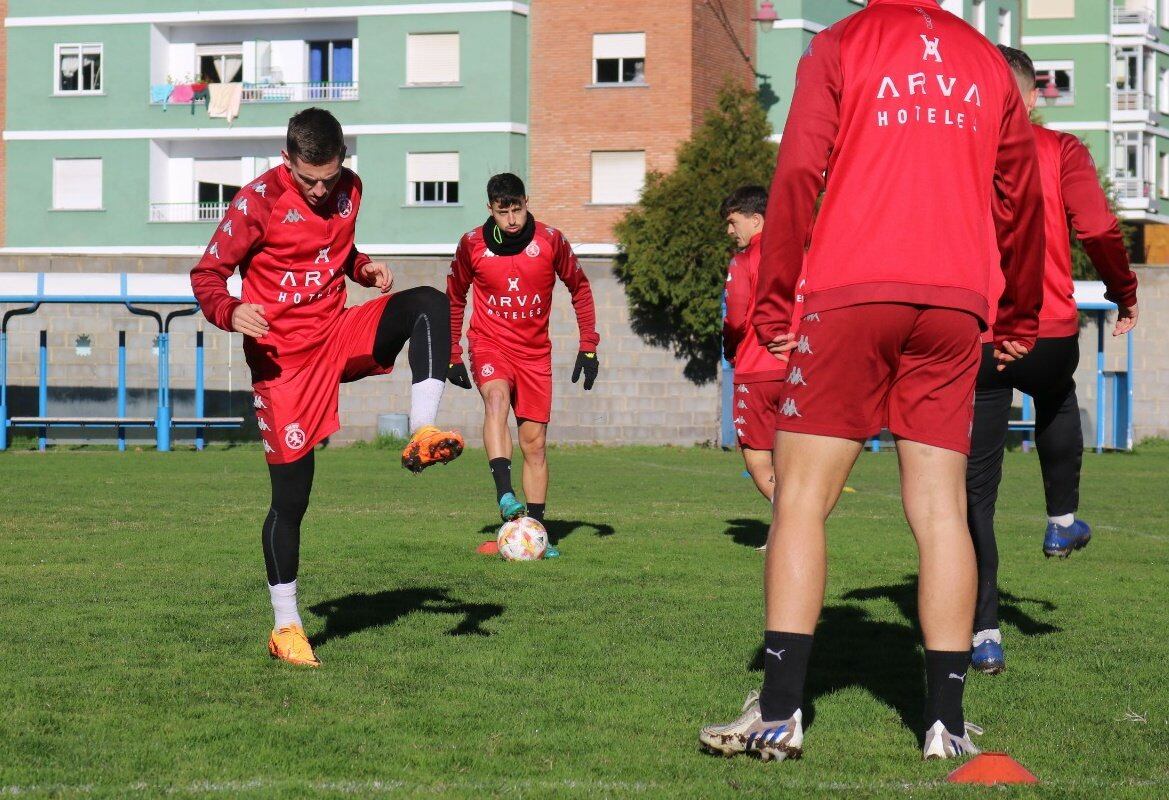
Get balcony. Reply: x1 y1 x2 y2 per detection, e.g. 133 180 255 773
149 202 229 223
1113 177 1155 210
149 81 358 107
1114 88 1155 111
1113 6 1157 35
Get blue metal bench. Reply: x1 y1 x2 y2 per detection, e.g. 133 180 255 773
0 272 244 451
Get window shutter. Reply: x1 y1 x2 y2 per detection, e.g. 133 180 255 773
407 152 460 183
406 34 460 84
194 159 243 187
52 158 103 210
590 151 645 204
593 33 645 60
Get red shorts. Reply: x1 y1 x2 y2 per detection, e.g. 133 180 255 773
252 294 393 464
469 339 552 424
733 380 784 451
776 304 981 454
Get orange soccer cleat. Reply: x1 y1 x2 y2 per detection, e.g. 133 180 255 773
267 624 321 668
401 425 465 473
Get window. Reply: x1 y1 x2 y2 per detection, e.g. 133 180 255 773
1034 61 1075 106
195 159 242 220
590 151 645 204
406 152 459 205
197 44 243 83
593 33 645 85
309 40 354 84
998 8 1013 45
1161 153 1169 198
55 44 102 94
1027 0 1075 18
406 33 460 85
52 158 103 210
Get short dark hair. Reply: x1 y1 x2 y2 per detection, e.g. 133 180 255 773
720 185 768 219
286 108 345 165
487 173 527 207
998 45 1036 91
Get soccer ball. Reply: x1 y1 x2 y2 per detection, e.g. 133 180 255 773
497 516 548 561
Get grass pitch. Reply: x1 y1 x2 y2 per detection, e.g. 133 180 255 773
1 442 1167 798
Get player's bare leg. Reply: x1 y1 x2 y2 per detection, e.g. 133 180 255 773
480 379 525 520
896 437 979 753
742 448 776 502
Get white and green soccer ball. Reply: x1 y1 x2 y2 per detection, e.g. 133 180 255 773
497 516 548 561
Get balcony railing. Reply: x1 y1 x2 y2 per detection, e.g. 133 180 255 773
149 202 229 223
149 81 359 106
241 81 359 103
1113 178 1153 202
1114 88 1156 112
1113 7 1153 26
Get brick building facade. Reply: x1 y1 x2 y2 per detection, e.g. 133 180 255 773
528 0 755 246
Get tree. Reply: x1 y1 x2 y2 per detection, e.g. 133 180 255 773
614 83 777 383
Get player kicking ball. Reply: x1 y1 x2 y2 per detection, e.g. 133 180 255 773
699 0 1044 761
191 108 464 667
965 47 1141 676
721 186 787 552
446 173 599 555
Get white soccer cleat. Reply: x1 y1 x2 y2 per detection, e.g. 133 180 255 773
699 690 803 761
922 720 983 760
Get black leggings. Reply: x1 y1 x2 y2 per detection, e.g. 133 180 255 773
966 336 1082 631
261 286 451 585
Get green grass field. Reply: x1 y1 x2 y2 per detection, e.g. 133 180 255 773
1 442 1167 798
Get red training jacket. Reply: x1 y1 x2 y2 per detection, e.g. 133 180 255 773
190 165 373 377
447 220 600 362
723 233 786 383
988 124 1137 340
754 0 1045 350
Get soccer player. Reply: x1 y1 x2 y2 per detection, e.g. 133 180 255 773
966 47 1140 676
191 108 465 668
446 173 599 550
699 0 1045 761
721 186 786 551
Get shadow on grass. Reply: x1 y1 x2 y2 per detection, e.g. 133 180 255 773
745 578 1061 743
308 587 504 649
843 576 1061 637
723 518 768 549
477 519 615 546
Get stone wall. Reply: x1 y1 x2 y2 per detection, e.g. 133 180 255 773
0 254 722 447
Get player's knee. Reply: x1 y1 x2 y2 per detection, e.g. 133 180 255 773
519 432 547 462
410 285 449 323
483 390 510 418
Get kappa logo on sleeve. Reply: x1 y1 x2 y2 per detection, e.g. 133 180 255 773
235 197 249 216
207 242 221 260
221 219 234 237
282 209 305 224
250 181 267 197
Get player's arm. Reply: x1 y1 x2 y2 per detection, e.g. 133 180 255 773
444 237 474 388
753 25 843 353
554 233 601 390
189 196 268 337
722 254 750 362
1060 135 1139 335
991 82 1045 365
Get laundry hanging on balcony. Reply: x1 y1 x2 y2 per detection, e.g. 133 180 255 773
207 83 243 125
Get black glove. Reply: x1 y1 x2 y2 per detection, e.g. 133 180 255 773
447 361 472 389
571 351 599 390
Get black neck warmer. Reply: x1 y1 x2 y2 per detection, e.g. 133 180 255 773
483 214 536 256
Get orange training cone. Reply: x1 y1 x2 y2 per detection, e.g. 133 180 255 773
947 752 1038 784
477 540 500 556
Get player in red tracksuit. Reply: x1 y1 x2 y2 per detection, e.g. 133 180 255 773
446 173 599 552
191 108 464 668
699 0 1045 762
721 185 788 552
966 47 1140 676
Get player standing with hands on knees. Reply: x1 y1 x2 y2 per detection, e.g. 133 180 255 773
191 108 464 668
966 46 1140 676
721 185 787 551
446 173 599 555
699 0 1044 762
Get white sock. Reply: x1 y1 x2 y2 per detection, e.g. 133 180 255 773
972 628 1001 647
410 378 445 432
269 580 302 630
1049 513 1075 527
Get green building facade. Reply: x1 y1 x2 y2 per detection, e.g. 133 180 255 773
3 0 529 253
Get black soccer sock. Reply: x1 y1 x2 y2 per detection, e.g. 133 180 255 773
759 631 814 721
527 503 546 524
489 458 514 501
924 649 970 733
